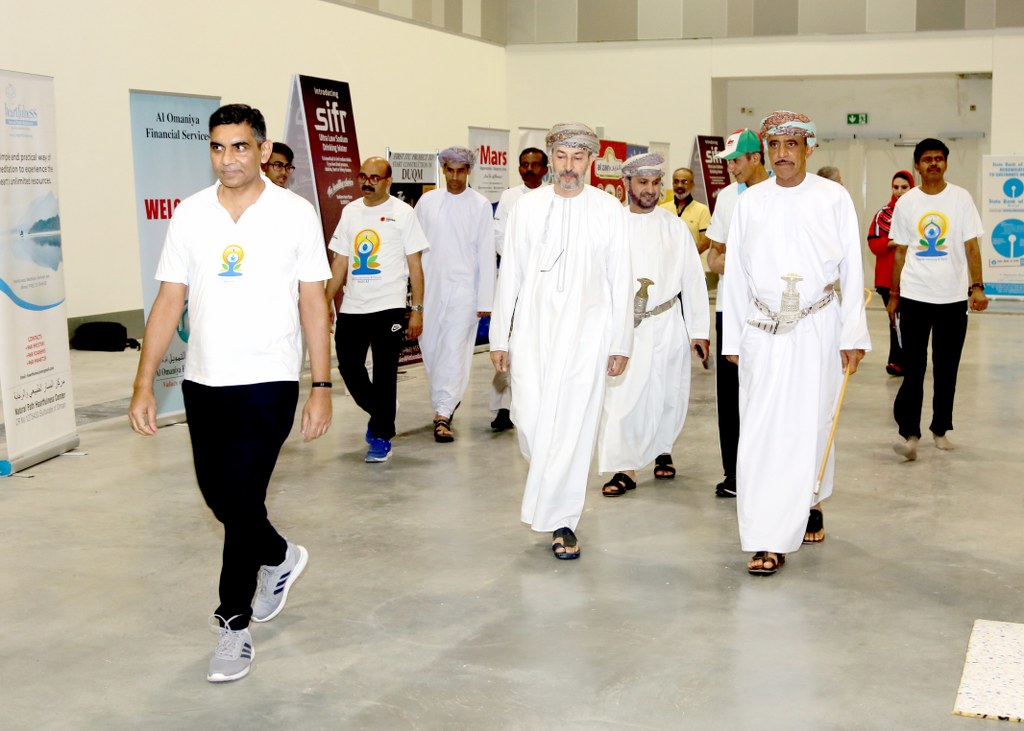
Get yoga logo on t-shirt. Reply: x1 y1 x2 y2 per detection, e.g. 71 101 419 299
352 228 381 276
219 245 245 276
915 211 949 258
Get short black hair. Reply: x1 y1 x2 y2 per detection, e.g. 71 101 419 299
271 142 294 164
520 147 548 167
209 104 267 144
913 138 949 164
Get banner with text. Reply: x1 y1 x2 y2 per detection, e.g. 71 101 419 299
388 149 437 208
468 127 509 205
129 91 220 424
0 70 78 475
284 74 361 245
591 140 627 203
981 155 1024 298
690 135 727 214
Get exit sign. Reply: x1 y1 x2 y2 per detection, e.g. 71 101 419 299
847 113 868 125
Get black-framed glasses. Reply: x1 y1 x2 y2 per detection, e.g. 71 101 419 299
268 161 296 172
357 173 388 184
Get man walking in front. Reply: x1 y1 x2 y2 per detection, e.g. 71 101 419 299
129 104 333 681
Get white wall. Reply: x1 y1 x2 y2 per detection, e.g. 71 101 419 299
0 0 507 318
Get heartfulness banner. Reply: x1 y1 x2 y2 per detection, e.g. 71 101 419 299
0 69 78 475
129 90 220 424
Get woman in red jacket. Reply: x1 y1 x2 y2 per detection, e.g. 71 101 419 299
867 170 914 376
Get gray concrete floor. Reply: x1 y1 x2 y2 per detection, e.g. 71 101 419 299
2 305 1023 730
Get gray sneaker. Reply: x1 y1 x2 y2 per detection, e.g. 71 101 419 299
207 615 254 683
251 542 308 623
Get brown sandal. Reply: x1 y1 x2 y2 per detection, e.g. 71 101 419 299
433 417 454 443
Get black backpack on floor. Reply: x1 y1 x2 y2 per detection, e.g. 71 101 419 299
70 322 141 352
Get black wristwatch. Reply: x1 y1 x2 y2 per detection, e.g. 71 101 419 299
969 283 984 295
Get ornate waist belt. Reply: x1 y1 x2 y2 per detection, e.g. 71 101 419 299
748 288 835 335
636 297 677 326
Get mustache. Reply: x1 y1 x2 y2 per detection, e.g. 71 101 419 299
361 186 375 192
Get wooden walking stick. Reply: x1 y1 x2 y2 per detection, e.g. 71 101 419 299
814 288 872 496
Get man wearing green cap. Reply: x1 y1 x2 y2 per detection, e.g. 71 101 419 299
706 129 769 499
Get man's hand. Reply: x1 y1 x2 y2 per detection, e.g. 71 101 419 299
725 355 738 366
608 355 628 377
128 385 158 436
886 293 900 328
841 349 866 375
691 339 710 367
491 350 509 372
477 311 491 318
301 389 332 442
407 312 423 339
970 288 989 312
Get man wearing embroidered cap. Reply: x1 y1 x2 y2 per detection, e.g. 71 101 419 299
706 128 769 499
490 122 633 560
596 152 710 497
722 110 871 576
415 146 495 442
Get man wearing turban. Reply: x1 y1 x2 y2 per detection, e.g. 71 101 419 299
415 146 496 442
721 111 871 576
489 122 633 560
596 152 710 497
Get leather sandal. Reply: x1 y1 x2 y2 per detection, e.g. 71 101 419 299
653 454 676 480
433 417 454 443
748 551 785 576
602 472 637 497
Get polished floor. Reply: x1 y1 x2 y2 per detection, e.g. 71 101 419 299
3 304 1023 730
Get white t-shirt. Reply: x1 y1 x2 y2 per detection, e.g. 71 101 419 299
705 181 747 312
156 178 331 387
328 196 430 314
890 183 984 304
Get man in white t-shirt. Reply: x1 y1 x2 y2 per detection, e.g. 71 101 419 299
129 104 333 683
489 147 549 431
415 146 495 443
325 156 428 462
887 138 989 460
706 128 769 498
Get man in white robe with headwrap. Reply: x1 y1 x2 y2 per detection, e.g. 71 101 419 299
490 123 633 560
416 146 495 442
722 110 871 576
597 153 710 496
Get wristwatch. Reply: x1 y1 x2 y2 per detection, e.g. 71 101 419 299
969 283 984 295
410 305 424 313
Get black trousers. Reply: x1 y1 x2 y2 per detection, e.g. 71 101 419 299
715 311 740 478
893 297 968 439
876 287 903 368
336 308 406 440
182 380 297 629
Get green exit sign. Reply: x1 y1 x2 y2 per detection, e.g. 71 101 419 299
847 113 869 125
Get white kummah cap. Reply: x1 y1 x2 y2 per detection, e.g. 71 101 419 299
439 146 475 167
545 122 600 156
621 152 665 178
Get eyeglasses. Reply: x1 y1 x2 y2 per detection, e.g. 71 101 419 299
268 161 296 172
357 173 388 184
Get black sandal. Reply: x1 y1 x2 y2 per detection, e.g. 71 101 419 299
748 551 785 576
602 472 637 497
433 417 454 443
803 508 825 544
551 527 580 560
653 454 676 480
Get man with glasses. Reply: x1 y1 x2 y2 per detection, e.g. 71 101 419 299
261 142 295 188
325 156 428 462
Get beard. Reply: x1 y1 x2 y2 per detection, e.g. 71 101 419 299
628 188 659 210
556 170 582 192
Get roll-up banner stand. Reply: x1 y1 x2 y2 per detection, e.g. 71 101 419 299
980 155 1024 299
0 69 78 476
129 90 221 426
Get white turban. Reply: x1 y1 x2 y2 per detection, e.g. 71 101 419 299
545 122 600 156
621 152 665 178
